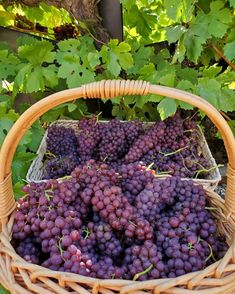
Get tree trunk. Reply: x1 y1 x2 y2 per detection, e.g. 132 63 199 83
2 0 111 44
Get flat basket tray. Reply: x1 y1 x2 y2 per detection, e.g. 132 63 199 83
26 119 221 190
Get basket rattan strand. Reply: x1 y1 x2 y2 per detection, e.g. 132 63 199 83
0 80 235 294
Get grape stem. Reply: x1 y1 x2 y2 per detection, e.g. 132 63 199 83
194 164 224 178
45 151 56 159
159 146 188 157
58 175 73 182
95 112 102 124
146 162 155 170
198 236 216 262
133 264 153 281
57 237 64 256
179 153 192 174
83 227 91 239
205 242 216 262
128 220 137 227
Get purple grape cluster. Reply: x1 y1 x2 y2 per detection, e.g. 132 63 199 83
77 116 101 163
98 119 127 162
43 154 80 179
15 237 39 264
43 114 211 180
44 125 79 179
124 122 165 163
43 118 144 179
46 125 78 156
118 162 155 204
128 113 211 178
124 241 165 280
12 159 227 281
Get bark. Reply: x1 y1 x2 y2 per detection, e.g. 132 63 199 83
2 0 110 44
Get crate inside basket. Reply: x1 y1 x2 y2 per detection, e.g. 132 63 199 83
26 119 221 190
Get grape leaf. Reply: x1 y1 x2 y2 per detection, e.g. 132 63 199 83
58 62 95 88
14 64 58 94
0 284 10 294
196 78 221 109
0 119 14 145
199 1 232 38
158 73 175 87
27 121 44 152
41 105 67 122
219 89 235 112
12 151 36 183
166 25 186 43
135 93 162 108
172 35 186 63
13 182 25 200
100 40 133 77
127 45 154 75
164 0 195 22
0 50 20 81
42 65 58 89
201 65 222 78
229 0 235 8
224 41 235 61
16 36 39 47
87 52 101 68
18 41 55 66
184 34 205 63
157 98 177 119
176 80 195 110
26 68 45 93
176 67 198 83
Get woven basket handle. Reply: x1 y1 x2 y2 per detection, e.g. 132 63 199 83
0 79 235 221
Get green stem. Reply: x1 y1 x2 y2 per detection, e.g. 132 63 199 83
198 237 216 262
133 264 153 281
57 237 64 256
194 164 223 178
179 153 191 173
83 227 91 239
45 151 56 159
159 146 188 157
146 162 155 170
205 242 216 262
58 175 73 182
95 112 102 124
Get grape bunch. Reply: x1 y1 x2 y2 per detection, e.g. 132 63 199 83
118 162 155 204
53 23 78 40
43 154 80 179
77 116 101 163
98 119 127 162
134 114 211 178
46 125 78 157
12 160 227 281
42 114 211 180
124 121 166 163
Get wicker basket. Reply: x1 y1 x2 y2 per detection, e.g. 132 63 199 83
26 119 221 190
0 80 235 294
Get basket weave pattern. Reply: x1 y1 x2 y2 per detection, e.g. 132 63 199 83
0 80 235 294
